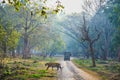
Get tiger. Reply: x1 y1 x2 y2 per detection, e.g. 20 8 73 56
45 62 62 70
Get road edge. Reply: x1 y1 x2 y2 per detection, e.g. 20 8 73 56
72 60 102 80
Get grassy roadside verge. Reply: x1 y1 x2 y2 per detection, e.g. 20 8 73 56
72 59 120 80
0 57 58 80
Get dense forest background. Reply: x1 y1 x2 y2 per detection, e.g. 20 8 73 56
0 0 120 80
0 0 120 67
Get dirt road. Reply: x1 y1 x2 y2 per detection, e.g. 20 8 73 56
57 61 84 80
56 57 101 80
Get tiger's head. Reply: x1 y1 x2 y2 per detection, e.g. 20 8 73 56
45 63 48 66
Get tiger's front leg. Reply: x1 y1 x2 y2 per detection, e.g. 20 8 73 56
60 66 62 71
57 66 59 70
46 66 49 70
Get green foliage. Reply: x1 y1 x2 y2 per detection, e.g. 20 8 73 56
0 24 20 52
1 0 64 16
31 25 66 56
0 25 6 41
0 6 21 55
0 0 64 59
112 30 120 51
105 0 120 26
2 0 27 11
105 0 120 49
7 30 21 50
50 36 66 53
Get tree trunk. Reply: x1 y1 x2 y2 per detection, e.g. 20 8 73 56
103 52 107 60
12 50 15 58
117 47 120 62
104 41 109 60
101 46 107 60
3 42 7 58
118 51 120 62
90 43 96 67
16 45 21 54
23 32 29 59
86 53 90 59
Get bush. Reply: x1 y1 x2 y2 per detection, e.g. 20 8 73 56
105 62 120 73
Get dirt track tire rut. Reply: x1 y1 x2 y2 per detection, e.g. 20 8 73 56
66 61 84 80
57 61 84 80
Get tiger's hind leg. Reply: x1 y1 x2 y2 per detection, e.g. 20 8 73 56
60 66 63 71
57 66 62 71
52 66 54 70
57 67 59 70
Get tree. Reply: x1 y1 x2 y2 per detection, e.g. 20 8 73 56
93 13 114 60
0 0 64 58
0 5 23 58
81 15 101 67
81 0 108 66
8 30 20 57
25 18 66 58
105 0 120 61
48 35 66 57
0 22 20 57
57 14 89 58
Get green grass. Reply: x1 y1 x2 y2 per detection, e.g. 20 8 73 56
29 73 46 78
25 69 49 79
0 57 57 80
73 59 120 80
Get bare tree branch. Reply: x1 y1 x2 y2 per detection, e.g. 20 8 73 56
92 31 101 44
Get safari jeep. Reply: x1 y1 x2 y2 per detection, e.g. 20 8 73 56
64 52 71 61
